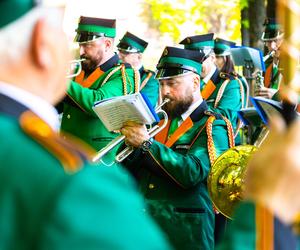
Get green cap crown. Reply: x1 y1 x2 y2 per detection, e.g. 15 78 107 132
179 33 215 50
75 16 116 43
156 46 204 79
214 38 236 56
117 32 148 53
261 18 283 41
0 0 35 28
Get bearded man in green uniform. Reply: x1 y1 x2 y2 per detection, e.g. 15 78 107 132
119 47 234 250
60 17 140 163
117 31 159 107
180 33 242 136
255 18 284 99
0 1 172 249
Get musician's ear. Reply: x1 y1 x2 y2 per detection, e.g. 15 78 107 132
31 18 52 69
193 74 200 91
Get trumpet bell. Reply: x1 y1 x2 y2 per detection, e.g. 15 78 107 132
66 59 86 79
207 145 258 219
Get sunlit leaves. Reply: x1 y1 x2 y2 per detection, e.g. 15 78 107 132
141 0 245 43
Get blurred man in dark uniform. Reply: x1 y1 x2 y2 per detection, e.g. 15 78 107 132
0 1 171 249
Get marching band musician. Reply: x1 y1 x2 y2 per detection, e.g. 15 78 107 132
214 38 248 111
119 46 233 250
117 31 159 108
60 16 140 163
255 18 284 99
179 34 243 139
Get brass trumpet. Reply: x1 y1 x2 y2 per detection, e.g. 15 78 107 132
92 98 170 163
263 50 276 62
66 58 86 79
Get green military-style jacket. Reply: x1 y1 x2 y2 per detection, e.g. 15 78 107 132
201 68 242 133
0 93 171 250
122 101 231 250
216 201 298 250
139 67 159 108
264 59 282 90
61 54 138 163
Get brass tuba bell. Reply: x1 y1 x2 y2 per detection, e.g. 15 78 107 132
207 145 258 219
208 126 269 219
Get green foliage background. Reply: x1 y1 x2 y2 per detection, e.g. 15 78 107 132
140 0 246 43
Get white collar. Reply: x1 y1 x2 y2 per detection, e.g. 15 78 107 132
203 64 217 83
136 64 144 71
180 99 203 123
0 81 59 131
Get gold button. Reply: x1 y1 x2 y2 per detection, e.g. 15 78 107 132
67 114 71 119
148 183 155 189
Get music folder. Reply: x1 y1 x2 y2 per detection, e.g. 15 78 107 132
230 46 265 71
93 93 159 132
238 107 262 127
249 96 283 125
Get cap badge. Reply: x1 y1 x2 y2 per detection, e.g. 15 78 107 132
163 48 168 56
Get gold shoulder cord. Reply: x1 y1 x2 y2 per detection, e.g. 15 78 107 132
101 64 140 95
214 79 230 108
206 115 235 165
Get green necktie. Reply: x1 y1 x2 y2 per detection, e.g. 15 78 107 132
272 65 279 89
168 117 180 136
200 79 205 91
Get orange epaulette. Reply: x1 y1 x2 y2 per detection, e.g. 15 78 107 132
140 70 153 90
19 111 95 173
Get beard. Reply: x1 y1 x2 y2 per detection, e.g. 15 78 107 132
162 93 194 119
80 55 100 75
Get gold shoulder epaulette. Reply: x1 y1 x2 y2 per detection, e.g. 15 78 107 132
19 111 95 173
219 72 235 80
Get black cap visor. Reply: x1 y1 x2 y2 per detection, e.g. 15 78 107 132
74 31 105 43
117 43 139 53
261 30 284 41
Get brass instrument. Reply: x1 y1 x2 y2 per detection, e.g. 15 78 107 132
92 98 170 163
254 51 276 94
66 59 86 79
208 126 269 219
263 50 275 62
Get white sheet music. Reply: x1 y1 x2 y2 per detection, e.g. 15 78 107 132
93 93 158 131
